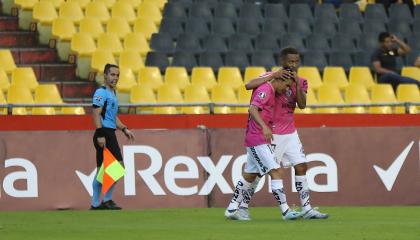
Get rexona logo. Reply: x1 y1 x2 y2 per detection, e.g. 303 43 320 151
76 146 338 196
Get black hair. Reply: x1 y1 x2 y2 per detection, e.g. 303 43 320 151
280 47 299 60
378 32 391 43
104 63 119 74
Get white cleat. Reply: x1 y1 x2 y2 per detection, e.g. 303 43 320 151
224 209 250 221
303 208 329 220
238 207 251 220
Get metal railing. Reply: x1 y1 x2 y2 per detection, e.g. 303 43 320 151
1 102 419 114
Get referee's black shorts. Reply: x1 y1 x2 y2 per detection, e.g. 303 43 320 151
93 128 123 167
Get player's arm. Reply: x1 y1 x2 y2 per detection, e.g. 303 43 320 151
116 116 135 141
249 105 272 142
393 34 411 56
294 75 306 109
245 68 292 90
372 61 396 75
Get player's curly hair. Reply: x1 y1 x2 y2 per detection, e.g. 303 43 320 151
104 63 119 74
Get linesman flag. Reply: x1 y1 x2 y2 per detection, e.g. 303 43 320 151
96 148 125 194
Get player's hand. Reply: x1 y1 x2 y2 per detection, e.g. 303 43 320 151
97 137 106 148
262 126 273 143
123 129 135 141
272 68 293 80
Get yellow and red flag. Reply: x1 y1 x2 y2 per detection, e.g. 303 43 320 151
96 148 125 194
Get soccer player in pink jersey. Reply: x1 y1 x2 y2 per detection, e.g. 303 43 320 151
225 75 301 221
242 47 329 220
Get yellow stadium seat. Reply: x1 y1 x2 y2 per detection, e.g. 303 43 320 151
218 67 243 91
123 32 150 57
295 88 317 114
40 0 64 9
97 33 123 56
137 2 162 25
32 1 58 25
79 17 104 40
94 0 115 9
182 84 210 114
34 84 62 104
107 17 132 40
138 67 163 91
211 84 238 114
15 0 38 10
369 84 397 114
396 84 419 114
91 50 116 73
130 85 156 113
236 85 251 113
0 91 7 114
70 32 96 56
11 67 39 91
191 67 217 92
51 17 76 41
323 66 348 89
349 67 375 89
59 2 84 24
298 66 323 90
116 68 137 92
61 107 85 114
7 85 34 115
401 66 420 81
164 67 190 91
343 84 370 113
133 17 158 40
271 66 280 72
244 67 266 83
0 50 17 74
143 0 166 10
316 84 344 113
111 2 136 25
155 84 183 114
67 0 90 9
32 107 56 115
119 0 142 7
85 1 110 24
119 51 144 74
0 69 10 93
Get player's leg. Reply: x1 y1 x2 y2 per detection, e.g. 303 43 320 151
238 175 261 211
91 132 104 210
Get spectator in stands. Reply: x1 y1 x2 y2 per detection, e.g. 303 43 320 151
371 32 420 91
415 54 420 68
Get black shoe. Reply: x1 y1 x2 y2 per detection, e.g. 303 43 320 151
90 205 105 210
101 200 122 210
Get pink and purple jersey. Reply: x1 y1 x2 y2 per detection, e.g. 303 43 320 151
245 82 276 147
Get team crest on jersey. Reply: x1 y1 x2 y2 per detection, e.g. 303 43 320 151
286 88 292 97
258 92 266 99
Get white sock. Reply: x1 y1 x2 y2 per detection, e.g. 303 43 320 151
227 177 252 211
271 179 290 215
295 175 312 212
239 176 260 209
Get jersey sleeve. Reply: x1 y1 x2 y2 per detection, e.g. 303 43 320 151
251 85 271 109
92 89 106 108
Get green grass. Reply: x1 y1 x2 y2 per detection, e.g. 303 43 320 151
1 207 420 240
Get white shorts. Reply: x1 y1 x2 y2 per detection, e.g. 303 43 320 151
273 131 307 168
244 144 280 176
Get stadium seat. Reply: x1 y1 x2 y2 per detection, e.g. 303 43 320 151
70 33 96 57
358 33 378 52
401 67 420 81
185 18 211 38
343 84 370 113
237 19 262 37
255 33 280 53
182 84 210 114
203 35 228 53
51 18 76 41
32 2 58 25
79 17 104 40
404 51 419 66
107 17 132 40
264 3 288 22
124 32 150 57
288 18 312 37
11 67 39 91
59 2 84 24
251 51 276 70
297 66 323 90
90 50 116 74
289 3 313 23
0 90 6 114
119 51 144 74
295 88 317 114
0 68 10 93
211 18 235 37
133 17 158 40
143 0 167 10
354 51 372 67
61 107 85 115
338 19 362 37
34 84 62 104
155 84 184 114
119 0 142 8
150 33 175 54
130 85 156 113
396 84 419 114
316 84 344 113
0 50 16 74
138 67 164 91
340 3 363 22
162 2 188 20
191 67 217 91
97 33 123 56
413 20 420 35
365 4 388 22
415 5 420 20
67 0 90 9
211 84 238 114
323 66 348 89
302 51 328 71
15 0 38 10
389 3 413 22
388 19 413 39
95 0 116 9
111 2 136 25
370 84 397 114
236 85 251 113
263 19 287 37
306 34 331 52
159 18 185 38
145 52 169 72
199 52 224 71
85 2 110 24
7 85 34 115
281 34 305 52
224 0 243 8
329 52 353 71
312 18 337 38
32 107 56 115
228 34 254 53
314 3 338 22
171 52 197 72
218 67 243 91
239 3 263 21
116 68 137 92
214 2 237 19
225 51 250 71
349 67 375 89
176 34 203 54
244 67 266 83
189 2 213 21
331 34 358 53
137 2 163 25
363 19 387 35
164 67 190 91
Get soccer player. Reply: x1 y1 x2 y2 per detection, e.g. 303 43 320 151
225 75 301 221
90 64 135 210
243 47 329 219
